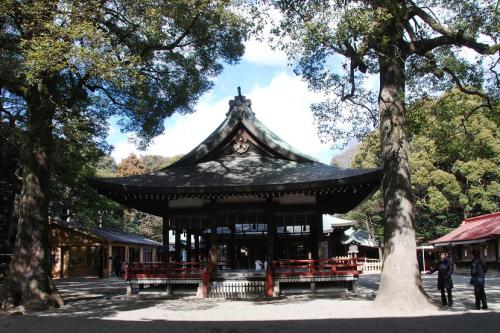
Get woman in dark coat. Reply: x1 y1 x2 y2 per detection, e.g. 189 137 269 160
470 249 488 310
427 252 453 306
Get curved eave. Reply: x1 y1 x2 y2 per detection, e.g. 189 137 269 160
88 168 382 195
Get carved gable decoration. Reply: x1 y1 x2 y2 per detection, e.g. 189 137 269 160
233 135 250 154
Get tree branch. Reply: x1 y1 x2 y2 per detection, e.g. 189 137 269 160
489 57 500 88
408 1 499 55
422 51 493 110
138 14 201 58
442 66 492 109
86 83 128 108
349 98 379 127
0 103 17 127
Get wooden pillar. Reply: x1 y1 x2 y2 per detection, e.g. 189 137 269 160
284 225 291 259
194 231 200 261
210 199 218 249
139 247 144 263
60 247 67 279
162 215 170 263
209 199 218 269
310 208 323 260
267 223 276 261
107 243 112 277
186 229 192 261
229 224 236 268
175 227 181 261
125 246 130 263
152 247 157 262
266 199 276 261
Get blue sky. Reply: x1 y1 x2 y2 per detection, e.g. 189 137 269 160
107 39 343 165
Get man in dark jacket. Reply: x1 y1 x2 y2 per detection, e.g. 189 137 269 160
427 252 453 306
471 249 488 310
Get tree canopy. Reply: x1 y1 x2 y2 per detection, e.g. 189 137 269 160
1 0 248 143
262 0 499 309
348 90 499 240
1 0 248 310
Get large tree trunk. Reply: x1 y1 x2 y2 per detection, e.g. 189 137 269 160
374 50 432 309
0 123 22 254
1 81 62 311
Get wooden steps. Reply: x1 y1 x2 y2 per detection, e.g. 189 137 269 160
208 280 265 298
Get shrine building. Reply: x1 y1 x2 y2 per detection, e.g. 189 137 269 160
90 91 381 297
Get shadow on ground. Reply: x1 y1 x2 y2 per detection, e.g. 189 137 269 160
2 312 500 333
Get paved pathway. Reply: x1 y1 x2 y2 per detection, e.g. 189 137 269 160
1 273 499 333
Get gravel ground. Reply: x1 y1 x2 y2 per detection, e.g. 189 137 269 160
1 272 499 333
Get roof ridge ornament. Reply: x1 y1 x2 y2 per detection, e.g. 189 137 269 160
227 86 253 117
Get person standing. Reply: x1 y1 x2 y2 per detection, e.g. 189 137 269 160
470 249 488 310
427 252 453 307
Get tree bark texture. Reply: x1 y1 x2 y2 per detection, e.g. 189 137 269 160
1 81 61 311
374 50 432 309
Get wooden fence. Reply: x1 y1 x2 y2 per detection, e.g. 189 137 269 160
331 256 382 273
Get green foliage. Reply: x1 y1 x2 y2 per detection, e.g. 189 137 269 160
350 90 500 240
1 0 249 142
95 155 117 177
141 154 182 172
0 0 248 239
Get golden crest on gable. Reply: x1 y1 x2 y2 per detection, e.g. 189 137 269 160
233 136 249 153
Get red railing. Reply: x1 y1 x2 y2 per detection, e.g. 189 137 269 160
271 258 362 278
125 261 207 280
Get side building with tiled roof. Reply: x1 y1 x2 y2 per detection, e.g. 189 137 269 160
49 219 162 278
430 212 500 270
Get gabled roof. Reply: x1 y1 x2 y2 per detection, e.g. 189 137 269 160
341 227 378 247
170 95 316 167
51 219 162 247
89 92 381 213
430 212 500 245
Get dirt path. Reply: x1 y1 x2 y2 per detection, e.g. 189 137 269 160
1 273 498 332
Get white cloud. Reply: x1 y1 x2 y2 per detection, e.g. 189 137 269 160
242 38 288 66
248 73 327 158
111 140 140 163
145 97 228 157
110 72 335 164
